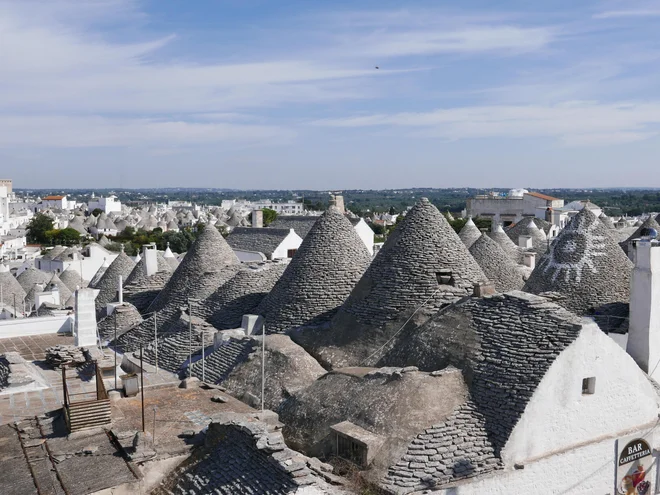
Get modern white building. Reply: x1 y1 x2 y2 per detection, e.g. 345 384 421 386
88 195 122 214
466 189 564 226
251 200 304 215
38 195 71 210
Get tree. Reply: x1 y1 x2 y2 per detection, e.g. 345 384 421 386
262 208 277 226
27 213 54 244
57 228 81 245
91 208 103 217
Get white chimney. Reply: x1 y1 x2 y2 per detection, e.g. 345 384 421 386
74 288 98 347
523 252 536 270
627 239 660 381
143 243 158 277
118 275 123 305
518 235 533 249
252 209 263 228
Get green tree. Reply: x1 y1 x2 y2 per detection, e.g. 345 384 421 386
27 213 54 244
91 208 103 217
57 228 81 245
262 208 277 226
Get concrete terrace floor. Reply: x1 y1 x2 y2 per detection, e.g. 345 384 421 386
0 335 182 425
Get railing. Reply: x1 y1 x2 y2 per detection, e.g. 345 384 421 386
62 361 112 432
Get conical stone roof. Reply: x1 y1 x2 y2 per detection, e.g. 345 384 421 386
507 217 548 256
458 218 481 249
599 213 615 229
301 198 486 367
94 250 136 309
17 267 51 293
89 258 110 288
0 265 27 308
256 209 371 334
123 252 175 313
48 273 73 307
59 267 86 292
469 234 525 293
487 224 523 263
200 261 286 330
146 225 240 317
523 208 633 315
621 216 660 255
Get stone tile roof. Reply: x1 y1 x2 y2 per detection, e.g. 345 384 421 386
599 213 615 229
153 418 341 495
48 272 73 308
222 335 326 411
227 227 293 257
41 246 67 261
457 218 481 249
189 337 256 385
256 209 371 334
59 267 87 292
523 208 633 315
145 225 239 318
487 224 523 263
621 216 660 255
97 303 144 341
123 252 174 313
141 313 216 374
306 198 485 368
88 259 110 288
377 292 584 492
468 234 525 292
93 251 136 310
16 267 51 293
198 262 286 330
0 270 27 308
506 217 548 256
279 367 468 486
268 216 318 239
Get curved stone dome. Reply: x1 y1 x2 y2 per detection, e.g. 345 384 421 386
469 234 525 292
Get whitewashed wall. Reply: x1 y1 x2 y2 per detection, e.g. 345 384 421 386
0 315 73 338
271 230 303 260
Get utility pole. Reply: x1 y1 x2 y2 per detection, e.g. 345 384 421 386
154 312 158 374
140 344 145 433
201 329 205 383
114 313 118 390
261 323 266 412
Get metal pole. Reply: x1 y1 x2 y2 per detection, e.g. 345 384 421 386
154 312 158 374
13 294 16 319
188 299 192 378
140 344 145 433
152 406 157 444
261 324 265 412
202 330 205 383
114 313 118 390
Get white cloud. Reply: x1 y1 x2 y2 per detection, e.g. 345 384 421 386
593 9 660 18
314 101 660 146
0 116 294 148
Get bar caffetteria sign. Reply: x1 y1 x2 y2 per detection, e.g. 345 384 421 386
617 435 653 495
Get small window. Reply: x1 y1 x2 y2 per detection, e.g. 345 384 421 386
582 377 596 395
436 270 455 286
287 249 297 258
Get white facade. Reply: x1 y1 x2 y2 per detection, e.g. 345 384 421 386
252 200 304 215
36 243 117 280
467 192 564 225
432 320 660 494
88 195 122 214
39 195 70 210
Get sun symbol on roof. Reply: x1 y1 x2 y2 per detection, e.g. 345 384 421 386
540 214 607 283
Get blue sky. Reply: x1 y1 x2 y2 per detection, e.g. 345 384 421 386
2 0 660 189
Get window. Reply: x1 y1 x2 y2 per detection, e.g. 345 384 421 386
287 249 297 258
436 270 455 286
336 433 368 467
582 377 596 395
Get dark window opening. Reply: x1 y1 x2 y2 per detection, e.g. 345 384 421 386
582 377 596 395
287 249 297 258
335 434 368 467
436 270 455 286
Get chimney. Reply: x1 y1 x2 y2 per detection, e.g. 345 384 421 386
143 243 158 277
518 235 533 249
118 275 123 305
473 281 496 298
74 288 98 347
252 209 263 228
627 239 660 380
523 252 536 270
